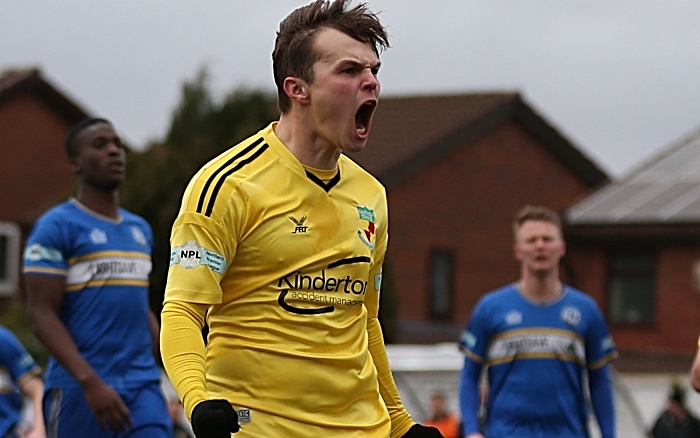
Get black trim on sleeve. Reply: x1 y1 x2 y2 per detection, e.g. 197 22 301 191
196 138 265 215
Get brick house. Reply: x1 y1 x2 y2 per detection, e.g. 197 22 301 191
566 126 700 371
0 68 89 298
353 93 610 344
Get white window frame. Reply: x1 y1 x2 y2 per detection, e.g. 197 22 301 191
0 221 21 296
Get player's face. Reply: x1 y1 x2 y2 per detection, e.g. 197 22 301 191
70 122 126 191
513 220 565 276
306 27 380 154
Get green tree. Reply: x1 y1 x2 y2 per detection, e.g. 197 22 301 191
121 67 279 313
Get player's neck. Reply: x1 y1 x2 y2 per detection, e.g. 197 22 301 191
518 275 562 303
75 187 120 219
275 115 341 170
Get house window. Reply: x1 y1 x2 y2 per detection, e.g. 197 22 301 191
607 253 655 324
429 249 454 319
0 222 21 297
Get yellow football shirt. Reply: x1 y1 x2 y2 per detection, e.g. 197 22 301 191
162 123 413 437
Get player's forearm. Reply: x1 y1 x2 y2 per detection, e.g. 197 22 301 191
148 310 162 365
459 358 483 435
21 377 46 437
589 365 615 438
161 300 210 418
367 317 414 438
29 307 99 385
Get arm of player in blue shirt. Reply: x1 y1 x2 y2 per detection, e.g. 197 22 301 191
458 356 483 436
589 364 615 438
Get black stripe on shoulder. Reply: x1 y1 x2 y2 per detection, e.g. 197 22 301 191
196 137 265 214
305 169 341 193
204 143 269 217
328 256 371 269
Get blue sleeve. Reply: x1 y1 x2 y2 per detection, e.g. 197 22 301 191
23 212 69 275
140 216 154 255
0 327 39 382
585 299 618 368
458 297 491 435
589 365 615 438
459 356 483 435
458 297 491 360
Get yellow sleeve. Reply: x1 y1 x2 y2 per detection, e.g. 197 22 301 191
368 317 415 438
362 194 412 436
160 300 211 418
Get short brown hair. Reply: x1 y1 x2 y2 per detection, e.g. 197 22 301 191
512 205 562 239
272 0 389 113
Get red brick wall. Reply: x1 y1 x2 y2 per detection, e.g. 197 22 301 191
568 244 700 359
387 121 593 342
0 94 75 224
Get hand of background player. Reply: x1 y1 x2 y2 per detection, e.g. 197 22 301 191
191 399 240 438
401 424 445 437
81 375 132 433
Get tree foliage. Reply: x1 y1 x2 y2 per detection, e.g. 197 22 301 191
121 67 279 312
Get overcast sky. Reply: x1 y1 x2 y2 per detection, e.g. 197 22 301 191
3 1 700 178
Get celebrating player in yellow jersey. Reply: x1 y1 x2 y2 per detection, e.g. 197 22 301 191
160 1 443 437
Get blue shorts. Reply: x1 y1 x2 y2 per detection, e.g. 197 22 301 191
43 381 173 438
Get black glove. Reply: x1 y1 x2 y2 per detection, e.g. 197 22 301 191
191 399 240 438
401 424 445 438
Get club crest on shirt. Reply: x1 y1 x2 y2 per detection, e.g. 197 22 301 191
505 310 523 326
89 228 108 244
356 206 376 249
561 306 581 327
131 226 147 247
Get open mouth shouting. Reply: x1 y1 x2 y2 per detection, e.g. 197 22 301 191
355 100 377 138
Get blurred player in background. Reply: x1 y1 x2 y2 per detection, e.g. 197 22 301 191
650 381 700 438
22 118 172 437
423 391 461 438
0 325 45 438
160 0 442 437
458 205 617 438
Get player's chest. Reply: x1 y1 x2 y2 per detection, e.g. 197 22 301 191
239 193 381 264
69 222 149 257
493 303 586 335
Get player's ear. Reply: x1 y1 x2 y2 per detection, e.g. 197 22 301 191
513 242 522 261
69 156 82 175
283 77 310 106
